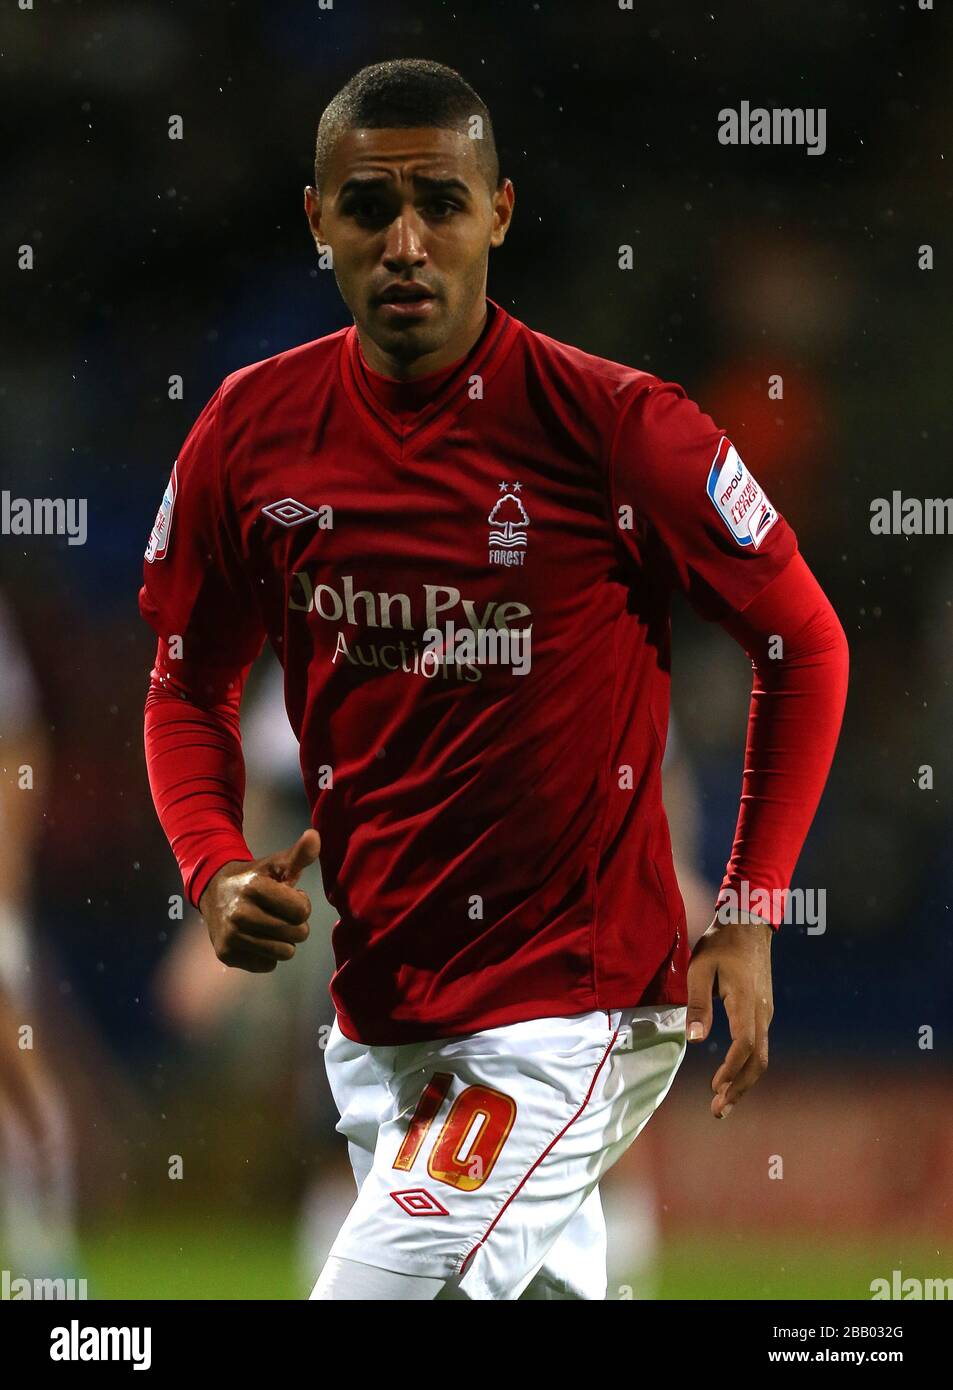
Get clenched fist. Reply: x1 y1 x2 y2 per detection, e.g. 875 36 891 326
199 829 321 973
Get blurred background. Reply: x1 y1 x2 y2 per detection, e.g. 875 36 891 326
1 0 951 1299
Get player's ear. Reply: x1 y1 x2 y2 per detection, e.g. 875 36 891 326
490 178 515 247
304 186 324 246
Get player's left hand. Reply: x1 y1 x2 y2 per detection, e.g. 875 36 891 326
685 915 774 1119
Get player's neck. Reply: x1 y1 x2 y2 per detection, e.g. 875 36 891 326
357 297 489 382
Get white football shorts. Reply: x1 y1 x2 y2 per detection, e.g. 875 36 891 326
313 1003 686 1300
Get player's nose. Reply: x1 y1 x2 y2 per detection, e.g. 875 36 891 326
381 208 427 269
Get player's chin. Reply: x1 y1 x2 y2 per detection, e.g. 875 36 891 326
370 298 443 342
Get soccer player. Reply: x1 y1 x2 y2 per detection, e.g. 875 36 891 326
140 59 849 1301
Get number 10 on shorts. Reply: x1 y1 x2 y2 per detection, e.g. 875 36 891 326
393 1073 517 1192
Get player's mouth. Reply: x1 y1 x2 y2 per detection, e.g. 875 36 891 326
375 282 437 320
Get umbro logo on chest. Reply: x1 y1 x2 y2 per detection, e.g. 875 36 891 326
261 498 333 529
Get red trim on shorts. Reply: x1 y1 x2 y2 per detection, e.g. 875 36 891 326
455 1021 621 1278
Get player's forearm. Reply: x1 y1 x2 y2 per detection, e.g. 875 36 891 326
717 553 849 924
143 642 255 909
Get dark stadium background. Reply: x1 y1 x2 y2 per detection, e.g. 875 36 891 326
1 0 950 1298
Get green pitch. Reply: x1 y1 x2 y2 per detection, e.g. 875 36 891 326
57 1220 949 1300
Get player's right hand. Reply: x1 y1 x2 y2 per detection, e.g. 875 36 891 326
199 829 321 973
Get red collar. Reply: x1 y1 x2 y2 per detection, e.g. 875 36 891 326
356 341 471 417
339 298 519 459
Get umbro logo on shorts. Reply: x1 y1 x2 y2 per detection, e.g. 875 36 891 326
389 1188 450 1217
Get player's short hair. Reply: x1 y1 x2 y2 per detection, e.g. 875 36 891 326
314 59 500 194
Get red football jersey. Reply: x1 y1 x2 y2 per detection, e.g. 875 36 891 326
140 298 797 1043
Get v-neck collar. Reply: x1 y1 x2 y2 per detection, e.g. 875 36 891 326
338 297 520 460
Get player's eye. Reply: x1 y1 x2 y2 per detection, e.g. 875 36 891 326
424 199 461 219
344 197 388 224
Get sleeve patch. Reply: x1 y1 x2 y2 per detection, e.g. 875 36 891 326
706 438 778 549
145 462 178 564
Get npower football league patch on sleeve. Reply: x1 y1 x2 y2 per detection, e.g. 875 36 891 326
145 461 178 563
706 437 779 549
